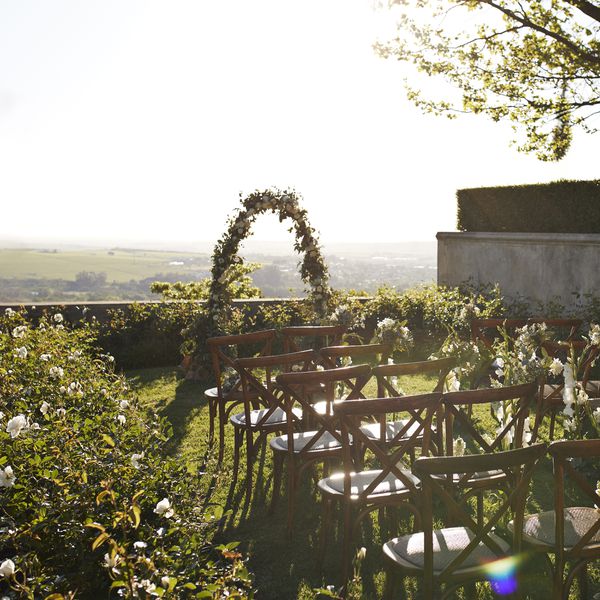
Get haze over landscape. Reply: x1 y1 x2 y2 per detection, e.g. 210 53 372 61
0 1 597 300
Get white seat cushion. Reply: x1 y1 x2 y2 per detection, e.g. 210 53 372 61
359 419 424 442
383 527 510 575
318 468 419 499
270 430 344 453
520 507 600 549
230 407 301 427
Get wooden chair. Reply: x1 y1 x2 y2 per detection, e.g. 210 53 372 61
369 358 455 456
533 339 600 441
231 349 316 499
440 382 538 525
281 325 346 356
205 329 276 462
383 443 547 599
517 439 600 600
318 392 442 579
317 343 392 409
270 364 371 533
471 318 582 351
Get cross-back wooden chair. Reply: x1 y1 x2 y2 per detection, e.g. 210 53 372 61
533 339 600 441
270 364 371 532
440 382 538 524
281 325 346 356
369 358 455 456
383 443 547 600
471 318 582 351
517 439 600 600
317 393 442 579
317 343 392 407
231 349 317 499
205 329 276 462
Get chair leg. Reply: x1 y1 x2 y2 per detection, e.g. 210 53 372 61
317 496 332 569
270 451 283 514
218 399 226 463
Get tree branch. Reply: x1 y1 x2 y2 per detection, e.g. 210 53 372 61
481 0 600 65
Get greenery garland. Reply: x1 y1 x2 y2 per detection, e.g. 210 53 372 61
183 188 331 377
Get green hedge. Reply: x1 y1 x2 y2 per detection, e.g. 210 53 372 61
457 179 600 232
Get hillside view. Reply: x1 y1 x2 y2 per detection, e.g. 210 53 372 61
0 241 436 302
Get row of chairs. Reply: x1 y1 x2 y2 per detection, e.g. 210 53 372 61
202 325 599 598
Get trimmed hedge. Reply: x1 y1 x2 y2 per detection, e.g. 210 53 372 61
457 179 600 232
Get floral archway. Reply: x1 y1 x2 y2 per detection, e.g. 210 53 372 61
205 187 331 338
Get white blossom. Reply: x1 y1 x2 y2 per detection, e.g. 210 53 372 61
6 415 28 438
154 498 174 518
49 366 64 379
549 358 564 377
0 466 15 488
0 559 15 578
453 436 466 457
131 453 144 469
12 326 27 339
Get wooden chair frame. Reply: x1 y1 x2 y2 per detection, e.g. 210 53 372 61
232 349 317 499
320 393 442 578
372 358 455 455
272 364 371 532
383 443 547 600
522 439 600 600
206 329 276 462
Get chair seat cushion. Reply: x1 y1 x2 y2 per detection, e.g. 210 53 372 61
430 469 505 485
270 430 344 453
520 507 600 549
383 527 510 575
359 419 425 442
230 407 301 427
318 468 419 499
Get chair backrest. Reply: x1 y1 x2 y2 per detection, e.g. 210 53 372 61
471 318 582 350
276 364 371 456
413 443 547 586
442 382 538 459
234 349 317 429
548 439 600 558
372 357 456 397
281 325 346 354
335 393 442 501
206 329 277 399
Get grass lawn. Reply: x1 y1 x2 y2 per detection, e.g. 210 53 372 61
127 366 599 600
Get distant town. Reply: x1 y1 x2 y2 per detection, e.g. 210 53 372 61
0 240 436 302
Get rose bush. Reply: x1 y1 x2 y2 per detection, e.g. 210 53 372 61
0 309 252 599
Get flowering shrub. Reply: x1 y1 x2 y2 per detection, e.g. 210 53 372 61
0 309 253 598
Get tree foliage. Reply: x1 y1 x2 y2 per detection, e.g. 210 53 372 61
375 0 600 160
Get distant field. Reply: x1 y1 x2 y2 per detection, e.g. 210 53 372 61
0 248 212 282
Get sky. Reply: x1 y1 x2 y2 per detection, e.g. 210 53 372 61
0 0 598 248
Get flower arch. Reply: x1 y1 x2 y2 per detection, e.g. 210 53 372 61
205 187 331 337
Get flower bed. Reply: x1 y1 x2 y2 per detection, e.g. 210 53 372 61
0 309 252 598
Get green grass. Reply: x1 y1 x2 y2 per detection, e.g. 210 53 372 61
127 367 599 600
0 248 210 282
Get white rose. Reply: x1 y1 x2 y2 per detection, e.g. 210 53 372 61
0 466 16 488
0 558 15 578
6 415 28 438
154 498 174 518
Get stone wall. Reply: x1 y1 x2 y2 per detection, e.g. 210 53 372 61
437 232 600 307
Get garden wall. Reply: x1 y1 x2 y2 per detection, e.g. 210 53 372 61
437 232 600 308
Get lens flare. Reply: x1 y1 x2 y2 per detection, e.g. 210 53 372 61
483 555 520 595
